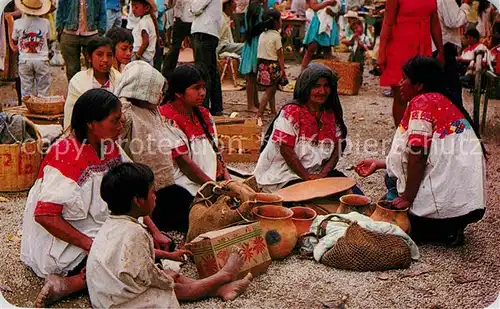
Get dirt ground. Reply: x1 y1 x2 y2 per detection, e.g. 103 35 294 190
1 63 499 308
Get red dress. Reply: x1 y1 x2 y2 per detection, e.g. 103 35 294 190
380 0 437 87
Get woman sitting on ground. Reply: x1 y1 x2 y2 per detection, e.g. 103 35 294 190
21 89 176 307
254 63 362 194
355 56 486 246
157 64 230 233
63 36 121 130
116 60 175 216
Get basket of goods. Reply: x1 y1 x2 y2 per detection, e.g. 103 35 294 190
23 95 65 115
312 59 361 95
0 113 42 192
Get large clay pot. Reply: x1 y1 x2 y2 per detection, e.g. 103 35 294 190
337 194 375 216
252 205 297 259
290 207 317 236
370 200 411 233
254 193 283 205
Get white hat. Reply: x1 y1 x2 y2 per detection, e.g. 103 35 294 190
15 0 51 16
344 10 359 19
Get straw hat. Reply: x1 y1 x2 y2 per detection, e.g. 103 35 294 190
344 10 360 19
15 0 51 16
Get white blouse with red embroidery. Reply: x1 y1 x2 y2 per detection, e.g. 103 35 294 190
254 104 343 192
386 93 486 219
20 138 130 278
160 105 217 196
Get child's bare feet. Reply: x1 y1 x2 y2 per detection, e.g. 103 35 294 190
216 273 253 301
220 247 245 281
35 275 68 307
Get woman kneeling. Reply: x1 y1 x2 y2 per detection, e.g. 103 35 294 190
355 56 486 246
254 63 361 193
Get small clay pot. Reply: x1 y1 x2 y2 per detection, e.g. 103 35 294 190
290 207 317 236
253 205 298 260
370 200 411 233
337 194 375 216
254 193 284 205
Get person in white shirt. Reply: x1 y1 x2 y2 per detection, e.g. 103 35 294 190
217 0 244 56
131 0 158 66
163 0 194 79
190 0 224 115
12 0 51 96
435 0 472 106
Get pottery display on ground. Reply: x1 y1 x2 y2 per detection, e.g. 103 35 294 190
252 205 298 259
290 207 317 236
276 177 357 202
370 200 411 233
254 193 284 205
337 194 375 216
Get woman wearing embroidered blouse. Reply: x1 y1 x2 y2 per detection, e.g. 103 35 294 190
20 89 174 307
254 63 361 194
355 56 486 246
157 64 230 233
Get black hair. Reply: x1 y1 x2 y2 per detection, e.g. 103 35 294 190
85 36 113 59
478 0 490 18
101 163 154 215
71 88 121 143
164 64 208 102
223 0 234 12
105 27 134 53
261 9 281 31
245 0 264 45
402 55 486 156
131 0 152 7
465 28 481 42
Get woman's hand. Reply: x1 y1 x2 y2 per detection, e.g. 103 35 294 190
153 232 173 251
159 249 193 262
435 50 445 65
354 159 379 177
391 197 411 210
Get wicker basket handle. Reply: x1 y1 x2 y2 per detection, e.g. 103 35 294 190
317 214 354 239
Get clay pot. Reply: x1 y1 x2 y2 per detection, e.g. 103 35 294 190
254 193 284 205
252 205 298 260
337 194 375 216
370 200 411 233
290 207 317 236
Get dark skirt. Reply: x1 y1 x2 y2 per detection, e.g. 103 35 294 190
151 184 194 233
257 59 287 87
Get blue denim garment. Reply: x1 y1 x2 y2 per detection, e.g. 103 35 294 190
56 0 107 34
106 0 121 10
384 173 399 201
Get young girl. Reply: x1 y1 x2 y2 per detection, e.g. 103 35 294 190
256 9 287 119
341 19 372 81
157 64 230 233
301 0 339 70
63 37 121 130
131 0 159 66
239 0 264 112
106 27 134 72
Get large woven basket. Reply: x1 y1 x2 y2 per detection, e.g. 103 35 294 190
313 59 361 95
23 95 65 115
0 119 42 192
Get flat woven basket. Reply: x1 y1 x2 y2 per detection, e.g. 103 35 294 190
0 119 42 192
313 59 361 95
23 95 65 115
319 218 412 271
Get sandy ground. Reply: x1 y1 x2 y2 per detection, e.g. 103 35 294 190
1 63 500 308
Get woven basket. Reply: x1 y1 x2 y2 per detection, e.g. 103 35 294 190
319 217 412 271
0 120 42 192
23 95 65 115
313 59 361 95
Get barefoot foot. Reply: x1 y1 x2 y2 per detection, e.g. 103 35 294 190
216 273 253 301
35 274 86 307
220 247 245 281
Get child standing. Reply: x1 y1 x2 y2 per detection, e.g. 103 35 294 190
63 37 121 130
131 0 159 66
341 19 371 82
12 0 51 97
106 27 134 72
256 9 287 120
239 0 264 112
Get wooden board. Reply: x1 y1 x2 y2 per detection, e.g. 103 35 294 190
214 118 262 163
276 177 356 202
